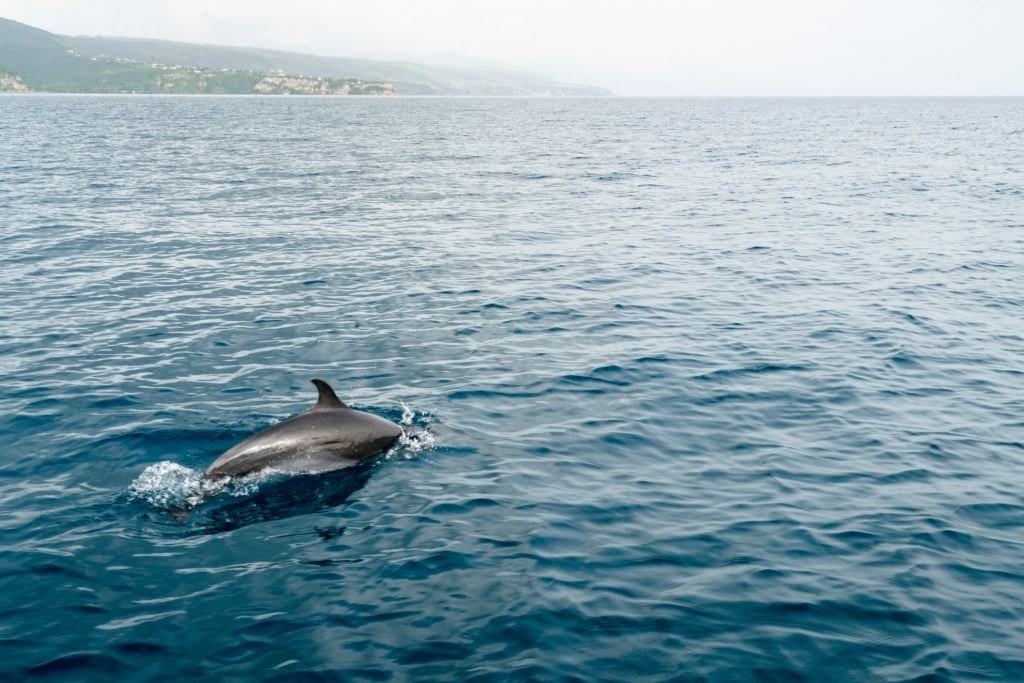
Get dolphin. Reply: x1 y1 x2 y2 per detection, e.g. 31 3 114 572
203 379 402 480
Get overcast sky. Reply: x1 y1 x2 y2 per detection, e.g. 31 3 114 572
1 0 1021 95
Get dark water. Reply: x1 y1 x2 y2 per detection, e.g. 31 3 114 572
1 95 1023 682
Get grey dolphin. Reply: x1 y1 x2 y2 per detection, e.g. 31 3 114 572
204 379 402 479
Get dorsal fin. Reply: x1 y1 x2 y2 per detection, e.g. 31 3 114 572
311 379 347 410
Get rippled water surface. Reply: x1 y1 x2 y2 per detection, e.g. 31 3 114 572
1 96 1023 681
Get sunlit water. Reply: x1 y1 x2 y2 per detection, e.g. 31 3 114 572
1 95 1022 681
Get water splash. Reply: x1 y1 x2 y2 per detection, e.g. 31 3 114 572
400 401 415 426
127 461 275 511
126 461 210 510
395 402 438 458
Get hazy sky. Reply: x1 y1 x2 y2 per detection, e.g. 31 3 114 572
1 0 1021 95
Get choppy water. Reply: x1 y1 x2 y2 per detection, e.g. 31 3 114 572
1 95 1023 681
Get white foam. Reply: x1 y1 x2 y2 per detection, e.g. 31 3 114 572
399 401 415 427
127 461 210 509
127 461 276 510
395 403 438 458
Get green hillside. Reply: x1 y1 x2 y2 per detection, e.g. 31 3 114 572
0 17 613 96
64 35 610 96
0 17 116 90
0 18 394 94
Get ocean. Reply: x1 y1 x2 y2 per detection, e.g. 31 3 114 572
1 95 1022 681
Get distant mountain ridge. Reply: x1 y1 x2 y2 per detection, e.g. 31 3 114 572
0 17 613 96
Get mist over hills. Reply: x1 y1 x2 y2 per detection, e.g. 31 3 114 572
0 17 612 96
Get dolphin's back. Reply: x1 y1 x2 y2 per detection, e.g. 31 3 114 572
203 380 402 479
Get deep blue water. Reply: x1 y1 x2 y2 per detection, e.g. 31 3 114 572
1 95 1023 682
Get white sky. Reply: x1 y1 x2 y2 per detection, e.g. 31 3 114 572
1 0 1021 95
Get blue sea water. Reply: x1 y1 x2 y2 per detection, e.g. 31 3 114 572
1 94 1023 682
